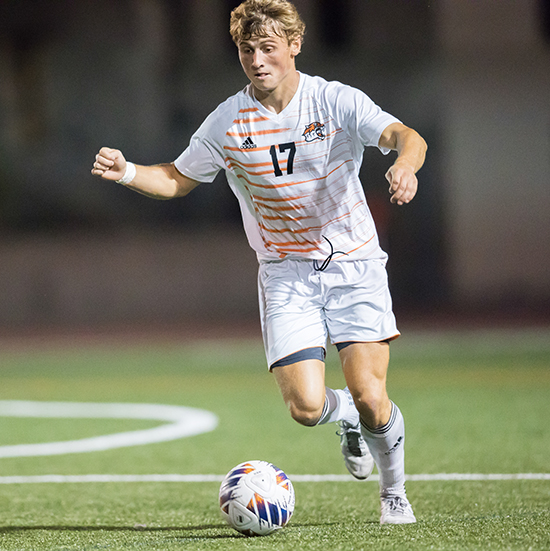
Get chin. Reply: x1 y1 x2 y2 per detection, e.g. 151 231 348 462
252 81 274 93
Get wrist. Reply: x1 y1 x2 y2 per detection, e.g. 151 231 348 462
116 162 136 185
393 159 416 173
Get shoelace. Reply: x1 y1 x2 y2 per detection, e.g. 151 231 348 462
337 423 363 456
384 496 409 513
313 236 348 271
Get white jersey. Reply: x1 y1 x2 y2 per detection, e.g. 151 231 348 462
174 72 399 262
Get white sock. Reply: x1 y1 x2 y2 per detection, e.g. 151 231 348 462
316 387 360 426
360 401 406 497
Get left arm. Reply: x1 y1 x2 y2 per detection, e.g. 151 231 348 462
378 122 427 205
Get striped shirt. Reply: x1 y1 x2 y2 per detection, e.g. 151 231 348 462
174 73 399 262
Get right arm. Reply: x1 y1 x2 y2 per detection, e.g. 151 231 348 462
91 147 200 199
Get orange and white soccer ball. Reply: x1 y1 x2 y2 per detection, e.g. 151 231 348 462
219 460 295 536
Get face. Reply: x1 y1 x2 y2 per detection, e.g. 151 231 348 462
238 32 301 96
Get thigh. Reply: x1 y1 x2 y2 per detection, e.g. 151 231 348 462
339 341 391 426
272 359 326 415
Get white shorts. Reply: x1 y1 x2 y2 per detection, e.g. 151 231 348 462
258 258 400 369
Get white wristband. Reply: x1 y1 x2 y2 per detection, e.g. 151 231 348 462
116 162 136 185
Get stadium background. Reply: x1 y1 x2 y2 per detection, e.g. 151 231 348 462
0 0 549 335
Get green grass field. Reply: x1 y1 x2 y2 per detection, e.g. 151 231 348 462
0 327 549 550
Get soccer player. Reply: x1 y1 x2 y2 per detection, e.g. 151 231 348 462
91 0 426 525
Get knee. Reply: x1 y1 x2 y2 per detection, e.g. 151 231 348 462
349 387 391 428
287 400 323 427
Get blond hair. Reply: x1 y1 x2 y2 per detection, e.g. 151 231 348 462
229 0 306 45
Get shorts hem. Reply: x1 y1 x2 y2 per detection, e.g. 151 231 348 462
269 346 326 371
333 333 401 350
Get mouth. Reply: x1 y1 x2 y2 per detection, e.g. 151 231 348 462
254 72 269 79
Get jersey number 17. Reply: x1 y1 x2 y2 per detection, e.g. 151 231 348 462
269 142 296 177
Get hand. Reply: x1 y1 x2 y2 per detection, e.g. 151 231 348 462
91 147 127 181
385 162 418 205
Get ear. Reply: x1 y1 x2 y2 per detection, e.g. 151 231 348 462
289 37 302 57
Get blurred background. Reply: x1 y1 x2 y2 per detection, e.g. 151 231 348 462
0 0 549 335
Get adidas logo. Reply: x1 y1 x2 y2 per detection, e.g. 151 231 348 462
240 137 257 150
384 436 403 455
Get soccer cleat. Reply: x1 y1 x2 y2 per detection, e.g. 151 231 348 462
380 495 416 525
337 420 375 480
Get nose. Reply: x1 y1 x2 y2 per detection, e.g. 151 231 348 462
251 50 264 68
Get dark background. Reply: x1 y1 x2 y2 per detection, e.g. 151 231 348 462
0 0 549 333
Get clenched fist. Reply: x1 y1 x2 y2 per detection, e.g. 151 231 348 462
91 147 127 181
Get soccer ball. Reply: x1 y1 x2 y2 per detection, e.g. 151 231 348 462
219 460 295 536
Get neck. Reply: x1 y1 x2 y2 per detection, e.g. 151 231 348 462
253 70 300 114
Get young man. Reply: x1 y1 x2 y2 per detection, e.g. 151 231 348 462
92 0 426 525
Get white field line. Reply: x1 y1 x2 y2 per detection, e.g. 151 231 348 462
0 473 549 484
1 401 548 485
0 401 218 457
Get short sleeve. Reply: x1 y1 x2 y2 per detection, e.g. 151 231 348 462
329 83 400 155
174 110 227 183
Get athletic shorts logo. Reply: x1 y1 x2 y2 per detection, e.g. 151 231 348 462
240 136 257 149
303 121 326 142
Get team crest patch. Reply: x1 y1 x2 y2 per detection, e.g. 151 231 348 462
303 121 326 142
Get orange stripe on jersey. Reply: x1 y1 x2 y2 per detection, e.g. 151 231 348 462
223 144 272 152
252 194 308 202
264 238 318 248
325 213 369 243
332 235 376 260
260 206 360 233
232 116 270 124
264 238 316 246
289 159 353 187
325 219 374 251
262 214 312 221
269 244 319 253
237 159 353 190
238 107 259 113
260 224 322 235
292 151 333 164
256 202 304 212
258 198 366 237
316 197 364 222
226 128 291 138
237 174 296 190
228 164 276 177
228 156 286 175
225 158 272 169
